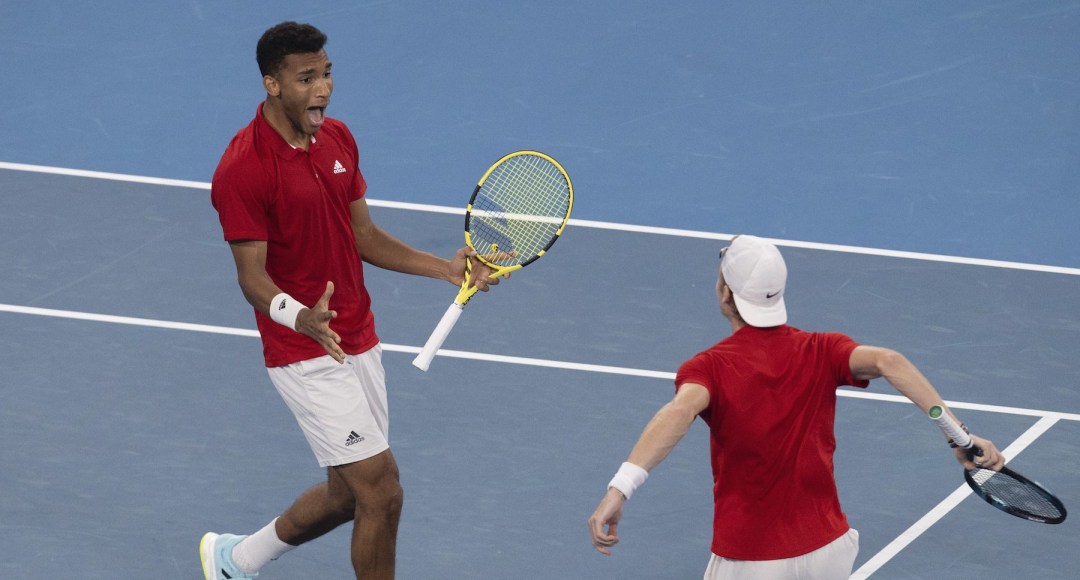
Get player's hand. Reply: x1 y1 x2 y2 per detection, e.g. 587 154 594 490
588 488 626 556
448 247 507 291
959 435 1005 471
294 281 346 363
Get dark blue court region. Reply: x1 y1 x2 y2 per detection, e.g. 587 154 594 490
2 2 1078 579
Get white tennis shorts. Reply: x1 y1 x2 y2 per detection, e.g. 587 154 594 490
267 346 390 467
703 528 859 580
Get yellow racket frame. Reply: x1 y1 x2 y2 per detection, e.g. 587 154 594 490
413 150 573 371
458 149 574 304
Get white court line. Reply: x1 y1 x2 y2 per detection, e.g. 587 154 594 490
0 304 259 337
850 415 1062 579
0 161 210 190
2 303 1078 422
3 160 1080 277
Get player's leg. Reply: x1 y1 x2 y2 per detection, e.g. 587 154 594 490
333 345 400 578
273 467 356 545
272 449 402 579
334 449 404 579
246 347 395 574
217 451 386 578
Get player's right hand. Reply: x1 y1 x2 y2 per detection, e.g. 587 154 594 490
295 281 345 363
960 434 1005 471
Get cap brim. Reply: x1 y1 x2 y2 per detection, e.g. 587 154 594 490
732 294 787 327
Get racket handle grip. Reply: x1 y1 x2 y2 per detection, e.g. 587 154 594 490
412 302 465 371
928 405 974 449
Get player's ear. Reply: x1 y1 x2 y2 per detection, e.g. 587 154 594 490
717 273 733 304
721 283 735 305
263 75 280 97
719 282 739 316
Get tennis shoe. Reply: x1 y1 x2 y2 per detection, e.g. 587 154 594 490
200 532 258 579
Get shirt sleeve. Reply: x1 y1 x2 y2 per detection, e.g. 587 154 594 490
675 351 721 425
675 352 713 393
210 149 270 242
824 332 870 389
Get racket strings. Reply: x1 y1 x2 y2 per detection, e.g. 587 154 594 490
470 155 570 266
970 468 1065 519
481 157 568 222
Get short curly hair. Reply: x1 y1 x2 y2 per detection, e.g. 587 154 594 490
256 21 328 77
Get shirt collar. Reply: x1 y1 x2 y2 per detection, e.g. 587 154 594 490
255 102 317 159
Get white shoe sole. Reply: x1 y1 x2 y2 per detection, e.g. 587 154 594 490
199 532 220 580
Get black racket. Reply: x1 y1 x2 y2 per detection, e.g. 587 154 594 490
928 406 1066 524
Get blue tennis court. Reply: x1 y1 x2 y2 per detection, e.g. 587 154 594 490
1 2 1077 578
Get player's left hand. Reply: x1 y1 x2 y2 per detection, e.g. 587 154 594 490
588 488 626 556
448 247 506 291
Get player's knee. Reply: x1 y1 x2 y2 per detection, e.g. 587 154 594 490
337 452 403 519
333 481 401 524
357 476 403 521
377 477 404 517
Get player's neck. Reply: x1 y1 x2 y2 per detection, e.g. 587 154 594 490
721 299 746 334
262 100 313 150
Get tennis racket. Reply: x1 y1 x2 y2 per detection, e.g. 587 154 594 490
928 405 1067 524
411 150 574 371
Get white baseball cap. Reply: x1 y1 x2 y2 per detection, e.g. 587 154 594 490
720 235 787 327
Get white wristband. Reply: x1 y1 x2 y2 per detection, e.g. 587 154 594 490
269 292 306 331
607 462 648 500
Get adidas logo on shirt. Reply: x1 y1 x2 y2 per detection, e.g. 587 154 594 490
345 431 365 446
333 160 347 174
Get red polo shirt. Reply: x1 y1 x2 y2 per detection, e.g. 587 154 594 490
675 325 868 560
211 103 379 367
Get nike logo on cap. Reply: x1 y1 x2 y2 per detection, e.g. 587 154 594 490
766 291 780 299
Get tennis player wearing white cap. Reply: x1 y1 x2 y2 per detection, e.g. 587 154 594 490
587 235 1003 579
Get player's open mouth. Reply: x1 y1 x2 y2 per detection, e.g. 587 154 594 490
307 106 325 129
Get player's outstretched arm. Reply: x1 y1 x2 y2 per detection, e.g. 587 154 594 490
588 383 709 555
849 345 1004 470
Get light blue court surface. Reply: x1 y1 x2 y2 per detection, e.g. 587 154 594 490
1 2 1078 579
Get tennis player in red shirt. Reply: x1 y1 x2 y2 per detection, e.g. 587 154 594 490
588 235 1005 579
200 21 500 580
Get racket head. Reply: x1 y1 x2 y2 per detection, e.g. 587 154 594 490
964 465 1067 524
464 150 573 271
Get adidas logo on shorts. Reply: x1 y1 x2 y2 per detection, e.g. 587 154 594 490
345 431 365 446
